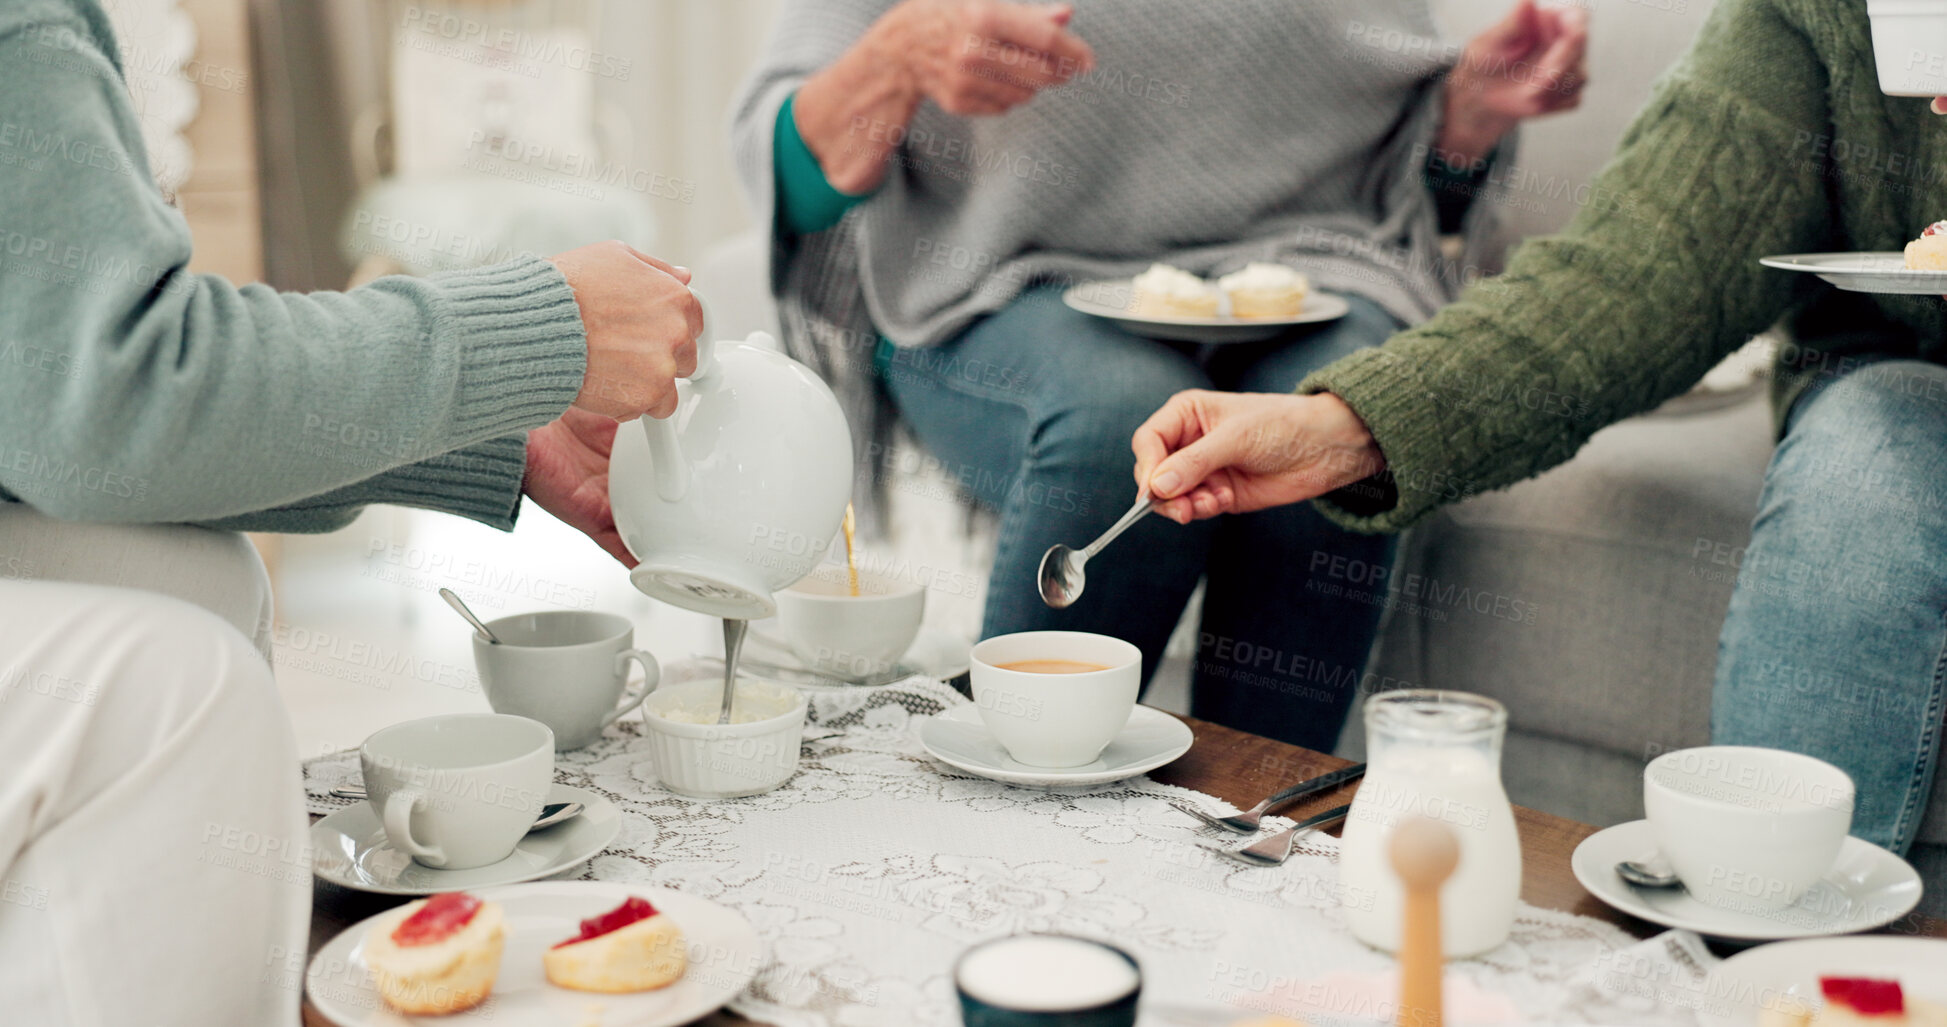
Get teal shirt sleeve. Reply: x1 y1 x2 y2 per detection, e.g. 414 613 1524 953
774 92 873 236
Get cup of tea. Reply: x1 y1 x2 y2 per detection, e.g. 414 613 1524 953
1643 745 1855 913
359 713 554 869
473 610 660 750
775 567 924 681
954 934 1141 1027
969 630 1140 768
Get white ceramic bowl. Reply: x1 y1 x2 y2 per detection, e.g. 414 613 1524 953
774 568 925 681
1868 0 1947 95
639 678 807 799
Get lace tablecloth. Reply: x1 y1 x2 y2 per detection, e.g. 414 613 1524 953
303 675 1713 1027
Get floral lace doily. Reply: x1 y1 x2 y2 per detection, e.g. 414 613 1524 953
304 674 1704 1026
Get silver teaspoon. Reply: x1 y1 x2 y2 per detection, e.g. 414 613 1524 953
718 618 749 725
1038 491 1155 609
1616 856 1682 888
439 587 500 644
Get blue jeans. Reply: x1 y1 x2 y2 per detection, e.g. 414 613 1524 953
1714 358 1947 853
881 284 1402 751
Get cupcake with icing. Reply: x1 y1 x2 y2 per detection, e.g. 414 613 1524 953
1129 263 1219 319
1217 262 1309 318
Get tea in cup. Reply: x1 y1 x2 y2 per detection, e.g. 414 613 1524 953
359 713 555 869
473 610 660 750
774 567 925 681
969 631 1140 768
1643 745 1855 913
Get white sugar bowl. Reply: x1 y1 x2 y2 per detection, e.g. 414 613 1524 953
639 678 807 799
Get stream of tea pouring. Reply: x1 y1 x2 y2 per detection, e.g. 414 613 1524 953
842 502 860 597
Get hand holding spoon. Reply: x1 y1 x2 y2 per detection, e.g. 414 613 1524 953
440 587 500 644
1038 491 1155 609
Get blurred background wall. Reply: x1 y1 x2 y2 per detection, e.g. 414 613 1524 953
247 0 782 291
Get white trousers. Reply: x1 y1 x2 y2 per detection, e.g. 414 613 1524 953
0 506 307 1026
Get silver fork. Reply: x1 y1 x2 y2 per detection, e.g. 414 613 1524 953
1171 762 1365 833
1199 804 1352 866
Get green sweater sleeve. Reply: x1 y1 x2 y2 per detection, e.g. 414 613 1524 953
774 92 872 236
0 1 585 528
1302 0 1834 533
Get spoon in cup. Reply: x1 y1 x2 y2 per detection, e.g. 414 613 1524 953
440 587 500 644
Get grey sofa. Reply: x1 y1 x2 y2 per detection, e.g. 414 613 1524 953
697 0 1946 916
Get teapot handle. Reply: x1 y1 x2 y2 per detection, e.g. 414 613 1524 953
640 332 772 502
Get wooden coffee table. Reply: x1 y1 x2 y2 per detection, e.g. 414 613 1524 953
302 711 1945 1025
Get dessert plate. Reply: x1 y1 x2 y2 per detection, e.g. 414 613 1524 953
919 704 1193 787
307 881 765 1027
1696 937 1947 1027
1063 281 1350 343
311 784 622 895
1759 252 1947 294
1570 820 1921 942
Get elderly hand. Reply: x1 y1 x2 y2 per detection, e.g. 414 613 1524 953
548 241 702 422
795 0 1095 193
1438 0 1590 165
1130 390 1386 524
524 407 636 567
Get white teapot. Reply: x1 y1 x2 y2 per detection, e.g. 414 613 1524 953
609 331 854 619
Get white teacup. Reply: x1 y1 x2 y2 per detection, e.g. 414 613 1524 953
1644 746 1855 913
1868 0 1947 96
775 567 925 681
360 713 555 870
969 630 1140 768
474 611 660 750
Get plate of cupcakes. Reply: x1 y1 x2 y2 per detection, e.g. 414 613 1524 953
1063 262 1350 343
306 883 764 1026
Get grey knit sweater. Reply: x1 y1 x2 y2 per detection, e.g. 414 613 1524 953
730 0 1504 349
0 0 587 532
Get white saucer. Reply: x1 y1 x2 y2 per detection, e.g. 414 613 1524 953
311 784 622 895
1064 280 1351 343
740 623 974 685
1570 820 1922 942
1759 252 1947 294
307 881 765 1027
1697 936 1947 1027
918 704 1193 787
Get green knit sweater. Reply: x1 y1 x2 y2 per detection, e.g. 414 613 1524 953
1302 0 1945 532
0 0 587 533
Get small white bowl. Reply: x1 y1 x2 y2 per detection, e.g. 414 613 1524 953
640 678 806 799
1868 0 1947 95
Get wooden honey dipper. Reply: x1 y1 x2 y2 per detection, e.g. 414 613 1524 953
1390 817 1460 1027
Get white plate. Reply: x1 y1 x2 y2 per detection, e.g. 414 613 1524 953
1570 820 1922 942
306 881 765 1027
1759 252 1947 294
1063 280 1351 343
918 704 1193 787
311 785 622 896
1696 936 1947 1027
